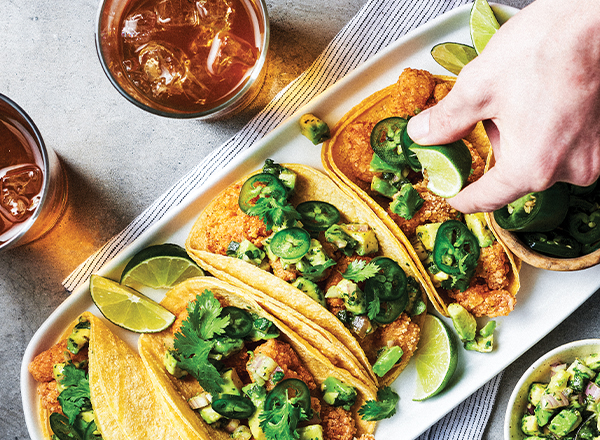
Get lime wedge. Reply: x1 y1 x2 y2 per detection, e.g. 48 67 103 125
90 274 175 333
470 0 500 54
413 314 458 401
431 42 478 75
410 141 472 198
120 243 203 289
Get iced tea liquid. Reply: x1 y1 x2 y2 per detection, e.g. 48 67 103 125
119 0 261 112
0 117 44 243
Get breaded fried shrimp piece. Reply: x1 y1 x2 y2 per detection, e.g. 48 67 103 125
251 339 316 390
449 284 516 317
391 68 436 117
341 121 378 185
433 80 453 102
367 313 420 364
476 242 511 291
38 380 63 414
29 340 69 383
321 405 357 440
465 139 486 184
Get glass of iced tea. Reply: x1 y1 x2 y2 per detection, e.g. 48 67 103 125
0 95 67 251
95 0 269 119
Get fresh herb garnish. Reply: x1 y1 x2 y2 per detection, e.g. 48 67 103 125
247 197 300 232
173 290 230 396
57 364 92 425
259 394 310 440
358 386 400 421
342 260 380 282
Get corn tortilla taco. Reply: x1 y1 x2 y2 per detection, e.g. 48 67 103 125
321 67 521 318
138 277 379 440
185 161 428 387
28 311 183 440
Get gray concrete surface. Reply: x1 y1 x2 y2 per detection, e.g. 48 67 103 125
3 0 598 439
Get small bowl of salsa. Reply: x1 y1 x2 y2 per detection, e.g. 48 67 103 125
504 339 600 440
95 0 269 119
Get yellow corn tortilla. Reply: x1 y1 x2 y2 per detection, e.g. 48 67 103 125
138 277 378 438
321 69 521 317
186 163 428 387
36 312 183 440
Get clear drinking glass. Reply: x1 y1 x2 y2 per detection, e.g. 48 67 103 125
0 95 68 251
95 0 269 119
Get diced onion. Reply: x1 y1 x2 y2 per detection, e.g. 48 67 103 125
585 381 600 403
540 392 569 410
188 392 212 410
248 353 279 384
224 419 240 433
351 315 371 339
232 426 252 440
550 363 567 376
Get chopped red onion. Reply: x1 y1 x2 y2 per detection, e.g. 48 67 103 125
585 381 600 403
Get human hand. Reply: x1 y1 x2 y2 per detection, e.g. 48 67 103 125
407 0 600 213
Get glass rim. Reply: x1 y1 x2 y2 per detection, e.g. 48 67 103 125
94 0 270 120
0 94 53 250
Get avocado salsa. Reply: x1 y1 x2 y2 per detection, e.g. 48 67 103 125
229 159 425 377
520 354 600 439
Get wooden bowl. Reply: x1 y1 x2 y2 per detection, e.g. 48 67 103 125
487 213 600 271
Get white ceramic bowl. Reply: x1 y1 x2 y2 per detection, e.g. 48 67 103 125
504 339 600 440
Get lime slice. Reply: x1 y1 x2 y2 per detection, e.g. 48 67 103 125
470 0 500 54
410 141 472 198
120 243 203 289
413 314 458 401
431 42 478 75
90 274 175 333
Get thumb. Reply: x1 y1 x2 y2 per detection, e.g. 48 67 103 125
407 67 492 146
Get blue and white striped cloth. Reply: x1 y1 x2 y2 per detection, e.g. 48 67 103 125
64 1 504 438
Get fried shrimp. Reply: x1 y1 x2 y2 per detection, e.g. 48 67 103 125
251 339 316 390
365 313 420 364
28 340 69 383
321 404 357 440
391 68 437 117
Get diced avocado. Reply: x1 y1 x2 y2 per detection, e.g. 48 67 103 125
369 153 406 174
246 315 280 342
340 224 379 256
371 175 399 199
568 358 596 383
548 369 571 393
410 235 429 262
292 277 326 307
389 183 424 220
548 408 582 437
299 113 330 145
53 363 67 392
243 383 267 440
321 376 358 411
479 320 496 338
464 213 495 247
297 424 325 440
200 405 223 424
464 333 494 353
534 403 554 427
304 239 333 267
372 346 403 377
212 336 244 359
227 239 266 267
527 383 547 406
67 319 91 355
584 353 600 370
231 425 253 440
79 410 95 424
521 414 542 436
164 351 188 379
262 159 297 192
325 279 367 315
416 223 443 252
220 369 243 396
447 303 477 342
324 225 358 255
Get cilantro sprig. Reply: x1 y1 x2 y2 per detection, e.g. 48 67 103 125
173 290 230 396
342 260 381 282
259 395 310 440
247 197 300 232
57 364 92 425
358 386 400 421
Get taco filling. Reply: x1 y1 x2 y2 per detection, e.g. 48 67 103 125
161 288 376 440
323 68 518 318
28 315 101 440
190 160 424 379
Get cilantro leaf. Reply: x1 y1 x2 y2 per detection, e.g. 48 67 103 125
57 364 92 425
259 398 307 440
390 183 424 220
342 260 380 282
247 197 300 231
367 294 380 321
358 386 399 421
173 291 228 396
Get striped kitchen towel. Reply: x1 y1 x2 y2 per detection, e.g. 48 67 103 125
64 1 504 438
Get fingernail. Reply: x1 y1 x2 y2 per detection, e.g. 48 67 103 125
407 109 430 143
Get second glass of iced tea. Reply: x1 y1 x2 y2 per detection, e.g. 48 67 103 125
96 0 269 119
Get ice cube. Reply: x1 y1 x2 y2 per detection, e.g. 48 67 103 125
155 0 200 27
1 189 32 222
195 0 234 28
136 42 210 102
206 31 258 76
121 10 158 46
188 24 217 55
0 164 43 197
